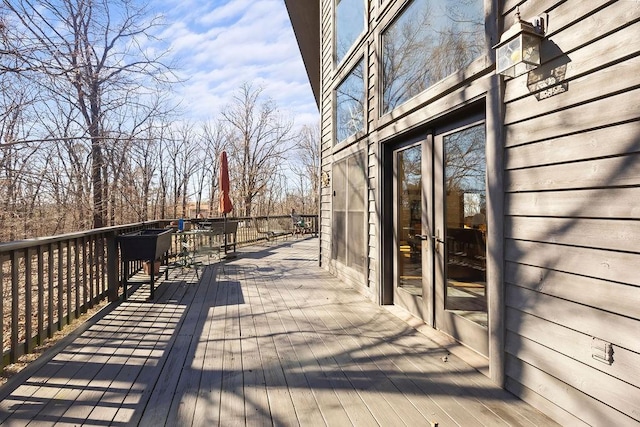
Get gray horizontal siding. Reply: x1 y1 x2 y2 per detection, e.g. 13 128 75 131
503 0 640 424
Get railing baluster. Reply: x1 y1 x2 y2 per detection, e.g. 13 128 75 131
66 240 72 326
0 254 4 364
89 237 94 306
74 238 80 318
37 246 44 346
82 236 89 309
47 243 54 339
25 249 33 354
11 250 19 363
100 235 106 296
57 241 64 329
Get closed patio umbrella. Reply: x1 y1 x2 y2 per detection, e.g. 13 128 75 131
219 151 233 254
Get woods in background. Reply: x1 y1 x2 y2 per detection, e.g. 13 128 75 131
0 0 319 242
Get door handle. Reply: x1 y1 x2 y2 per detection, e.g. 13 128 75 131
415 234 444 243
432 231 444 253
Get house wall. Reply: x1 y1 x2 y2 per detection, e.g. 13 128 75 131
314 0 640 425
319 0 377 294
500 0 640 425
319 0 497 298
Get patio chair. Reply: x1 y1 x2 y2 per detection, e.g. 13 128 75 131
254 217 289 243
291 213 310 237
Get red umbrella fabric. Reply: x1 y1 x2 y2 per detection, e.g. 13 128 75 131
219 151 233 215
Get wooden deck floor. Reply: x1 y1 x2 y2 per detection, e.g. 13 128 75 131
0 238 558 426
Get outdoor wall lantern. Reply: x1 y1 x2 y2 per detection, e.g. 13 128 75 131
494 9 545 78
321 170 331 188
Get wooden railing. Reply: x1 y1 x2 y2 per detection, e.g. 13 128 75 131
0 214 318 367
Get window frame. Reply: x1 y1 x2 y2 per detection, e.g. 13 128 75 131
333 0 368 67
333 57 367 146
377 0 490 118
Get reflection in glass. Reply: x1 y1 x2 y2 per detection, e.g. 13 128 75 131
335 0 365 64
335 59 365 143
397 145 422 296
382 0 485 113
444 124 487 327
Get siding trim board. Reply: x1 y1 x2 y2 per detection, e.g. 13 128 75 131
505 120 640 169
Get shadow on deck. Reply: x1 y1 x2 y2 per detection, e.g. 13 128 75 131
0 238 558 426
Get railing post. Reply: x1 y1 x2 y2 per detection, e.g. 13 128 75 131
107 232 119 302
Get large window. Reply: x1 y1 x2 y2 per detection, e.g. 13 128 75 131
335 0 365 64
335 59 365 143
381 0 485 113
332 152 366 273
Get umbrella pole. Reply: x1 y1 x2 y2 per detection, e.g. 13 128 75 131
223 213 228 254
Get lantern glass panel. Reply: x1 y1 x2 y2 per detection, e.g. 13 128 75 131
496 36 521 74
522 33 541 65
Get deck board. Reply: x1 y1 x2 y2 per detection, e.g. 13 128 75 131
0 238 560 426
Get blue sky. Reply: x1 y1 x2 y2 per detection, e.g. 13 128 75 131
152 0 319 128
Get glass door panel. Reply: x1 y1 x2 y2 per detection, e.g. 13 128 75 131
393 140 432 322
396 145 423 297
435 123 488 356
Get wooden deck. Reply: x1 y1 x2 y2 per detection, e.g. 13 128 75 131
0 238 558 426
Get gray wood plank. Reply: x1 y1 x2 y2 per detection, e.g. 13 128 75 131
506 353 639 426
507 53 640 124
506 152 640 192
505 88 640 147
506 285 640 355
250 269 300 427
506 216 640 254
507 333 640 421
137 279 202 426
255 266 326 426
506 187 640 219
165 265 217 426
505 16 640 103
268 265 353 426
191 264 228 427
505 239 640 288
506 308 640 389
0 240 563 427
505 261 640 321
505 121 640 170
328 288 493 427
20 323 120 425
219 268 247 426
300 280 427 426
504 376 589 427
114 276 195 425
237 266 272 427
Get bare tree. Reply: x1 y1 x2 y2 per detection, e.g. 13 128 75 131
200 119 226 217
128 126 160 221
291 123 320 214
222 83 295 217
0 81 42 240
163 122 199 218
1 0 176 228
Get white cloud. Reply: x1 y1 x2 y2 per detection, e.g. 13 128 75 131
151 0 318 127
